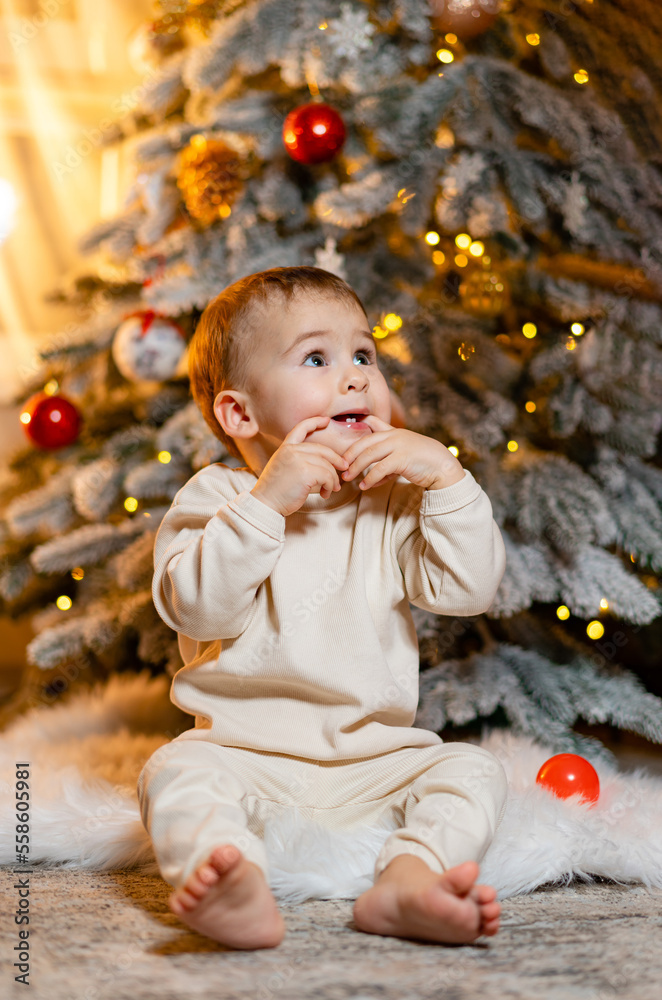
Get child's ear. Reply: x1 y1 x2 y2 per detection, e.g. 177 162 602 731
213 390 256 440
389 388 407 429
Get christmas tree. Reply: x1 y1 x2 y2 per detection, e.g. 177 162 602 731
1 0 661 766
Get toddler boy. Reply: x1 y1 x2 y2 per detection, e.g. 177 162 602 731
137 265 508 950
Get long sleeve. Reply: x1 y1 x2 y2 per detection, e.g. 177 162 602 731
152 472 286 641
392 469 506 616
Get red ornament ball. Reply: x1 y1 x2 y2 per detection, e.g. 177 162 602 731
282 102 346 165
21 392 82 450
429 0 501 40
536 753 600 807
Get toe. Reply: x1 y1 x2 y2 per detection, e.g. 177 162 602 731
481 901 501 921
196 863 221 886
439 860 480 897
208 844 241 873
470 884 496 904
183 870 211 899
169 887 197 913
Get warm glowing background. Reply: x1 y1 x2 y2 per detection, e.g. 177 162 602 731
0 0 152 677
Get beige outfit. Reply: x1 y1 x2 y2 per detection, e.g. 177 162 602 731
138 463 508 889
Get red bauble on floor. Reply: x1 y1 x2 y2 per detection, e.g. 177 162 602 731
536 753 600 806
21 392 82 449
282 103 346 165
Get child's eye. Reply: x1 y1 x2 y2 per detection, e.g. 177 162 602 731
303 352 326 366
302 349 375 366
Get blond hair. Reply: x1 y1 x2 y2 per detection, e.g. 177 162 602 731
188 266 369 460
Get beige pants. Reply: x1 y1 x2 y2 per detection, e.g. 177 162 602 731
137 735 508 891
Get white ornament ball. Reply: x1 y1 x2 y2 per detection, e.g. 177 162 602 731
112 313 186 383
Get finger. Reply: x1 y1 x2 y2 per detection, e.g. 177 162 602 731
310 444 350 470
342 440 391 480
367 473 400 490
293 441 349 468
307 459 342 497
358 458 395 490
363 414 394 431
342 429 390 471
284 415 331 444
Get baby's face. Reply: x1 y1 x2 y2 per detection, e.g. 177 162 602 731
242 292 392 461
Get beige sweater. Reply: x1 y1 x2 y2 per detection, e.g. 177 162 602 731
152 464 506 761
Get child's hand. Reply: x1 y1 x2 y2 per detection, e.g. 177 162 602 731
250 416 349 516
341 415 465 491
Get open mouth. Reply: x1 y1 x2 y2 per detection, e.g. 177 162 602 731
331 413 368 422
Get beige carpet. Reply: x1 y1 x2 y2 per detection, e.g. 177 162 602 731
1 867 661 1000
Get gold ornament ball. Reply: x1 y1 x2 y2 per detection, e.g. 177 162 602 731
176 134 245 226
459 268 510 316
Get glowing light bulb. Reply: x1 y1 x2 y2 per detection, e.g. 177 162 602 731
587 620 604 639
124 497 139 512
571 322 585 336
56 596 72 611
556 606 570 620
469 241 484 256
574 69 589 84
454 253 468 267
522 323 537 338
507 440 519 452
437 49 454 63
525 401 536 413
157 451 172 464
425 231 440 245
383 313 402 331
526 33 540 45
455 233 471 249
432 250 446 265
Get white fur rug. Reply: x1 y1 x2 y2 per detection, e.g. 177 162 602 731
2 672 662 902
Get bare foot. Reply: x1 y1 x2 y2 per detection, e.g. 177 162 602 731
168 844 285 949
353 855 501 945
